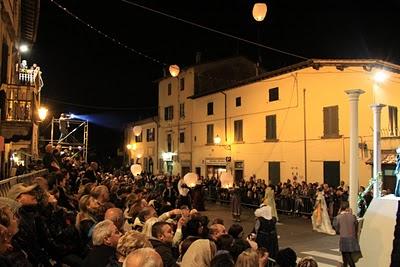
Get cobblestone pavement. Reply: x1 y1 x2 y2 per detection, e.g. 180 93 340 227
202 201 341 267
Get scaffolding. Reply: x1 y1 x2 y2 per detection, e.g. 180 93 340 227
49 118 89 162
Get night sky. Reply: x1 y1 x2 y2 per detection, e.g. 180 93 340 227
26 0 400 163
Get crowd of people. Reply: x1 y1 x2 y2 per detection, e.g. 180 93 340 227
0 144 362 266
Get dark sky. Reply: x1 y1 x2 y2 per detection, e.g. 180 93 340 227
26 0 400 161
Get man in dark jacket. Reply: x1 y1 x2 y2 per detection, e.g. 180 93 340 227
150 221 178 267
83 219 122 267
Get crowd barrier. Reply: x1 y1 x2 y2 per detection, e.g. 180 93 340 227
0 169 48 197
203 186 315 216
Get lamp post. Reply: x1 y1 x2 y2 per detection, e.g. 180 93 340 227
345 89 364 215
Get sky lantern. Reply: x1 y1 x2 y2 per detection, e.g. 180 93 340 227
220 172 234 188
133 126 142 136
169 64 180 77
252 3 268 22
130 164 142 176
183 172 198 188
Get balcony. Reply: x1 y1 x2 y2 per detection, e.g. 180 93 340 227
0 66 42 141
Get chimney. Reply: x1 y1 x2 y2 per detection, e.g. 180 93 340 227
196 52 202 64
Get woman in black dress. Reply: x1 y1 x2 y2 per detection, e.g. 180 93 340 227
253 204 279 259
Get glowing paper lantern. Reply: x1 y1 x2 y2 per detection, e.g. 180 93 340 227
130 164 142 176
169 64 180 77
133 126 142 136
183 172 198 188
252 3 268 22
220 172 234 189
136 147 144 158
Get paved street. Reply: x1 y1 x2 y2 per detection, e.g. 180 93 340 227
203 201 341 267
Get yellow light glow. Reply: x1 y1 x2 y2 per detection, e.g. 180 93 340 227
38 107 48 121
374 70 388 83
126 144 132 150
214 135 221 144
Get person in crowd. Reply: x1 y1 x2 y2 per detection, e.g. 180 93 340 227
231 184 241 222
150 221 178 267
163 181 177 206
228 223 251 261
235 248 268 267
333 201 362 267
181 239 216 267
123 248 163 267
253 204 279 259
7 183 56 266
311 188 336 235
263 185 278 221
209 223 227 242
76 194 101 249
177 177 191 209
297 256 318 267
107 230 152 266
83 219 122 267
105 207 125 233
211 252 235 267
85 161 100 184
43 144 60 172
275 248 297 267
192 180 205 211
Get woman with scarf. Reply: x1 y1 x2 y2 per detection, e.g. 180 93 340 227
311 188 336 235
181 239 216 267
253 204 279 259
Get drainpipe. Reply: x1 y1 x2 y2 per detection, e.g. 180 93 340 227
220 91 227 142
303 88 307 183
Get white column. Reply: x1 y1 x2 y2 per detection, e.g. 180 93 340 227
345 89 365 215
371 103 385 198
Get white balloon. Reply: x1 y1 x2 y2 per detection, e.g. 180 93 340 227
183 172 198 188
133 126 142 136
130 164 142 176
220 172 234 188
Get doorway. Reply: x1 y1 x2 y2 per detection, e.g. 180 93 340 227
323 161 340 187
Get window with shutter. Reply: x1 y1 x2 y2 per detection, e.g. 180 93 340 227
266 115 277 140
323 105 339 138
207 124 214 144
234 120 243 142
389 106 398 136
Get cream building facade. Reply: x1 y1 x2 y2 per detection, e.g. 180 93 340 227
127 58 400 190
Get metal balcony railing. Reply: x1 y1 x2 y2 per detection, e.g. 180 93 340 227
0 169 48 197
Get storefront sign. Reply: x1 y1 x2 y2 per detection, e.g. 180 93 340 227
205 158 226 166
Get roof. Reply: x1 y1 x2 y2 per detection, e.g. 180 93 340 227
189 58 400 99
20 0 40 43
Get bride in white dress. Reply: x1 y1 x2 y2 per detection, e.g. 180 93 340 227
311 189 336 235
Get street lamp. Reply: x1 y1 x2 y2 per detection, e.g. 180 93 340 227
19 44 29 53
38 107 48 121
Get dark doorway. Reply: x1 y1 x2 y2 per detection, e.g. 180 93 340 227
234 169 243 184
323 161 340 187
268 162 280 185
382 164 396 192
195 167 201 177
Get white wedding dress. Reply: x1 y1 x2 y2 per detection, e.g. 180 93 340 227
311 191 336 235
